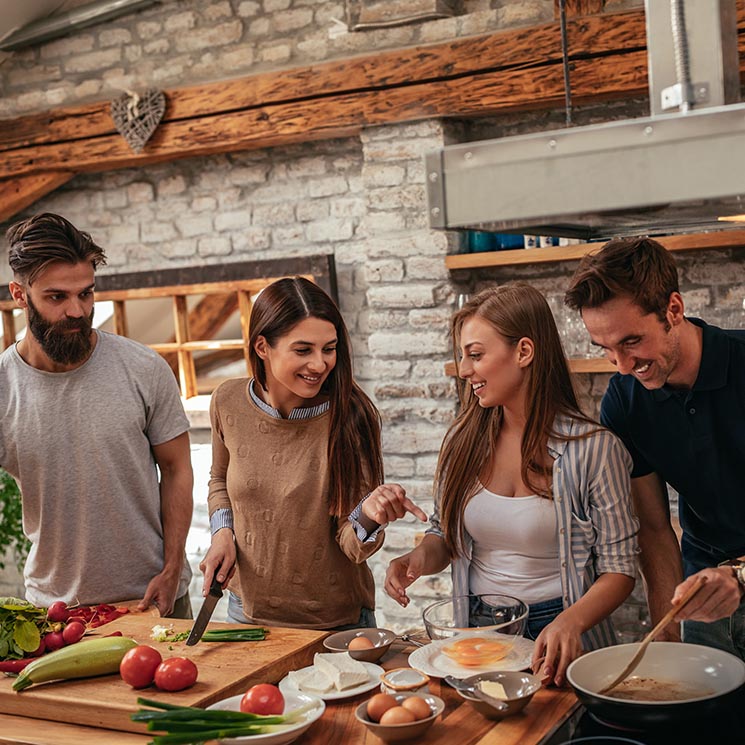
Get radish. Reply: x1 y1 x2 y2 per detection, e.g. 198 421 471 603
44 631 66 651
47 601 69 623
62 621 85 645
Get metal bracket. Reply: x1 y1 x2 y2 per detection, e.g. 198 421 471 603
661 81 710 111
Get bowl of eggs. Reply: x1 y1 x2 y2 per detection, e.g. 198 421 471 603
355 691 444 743
323 627 396 663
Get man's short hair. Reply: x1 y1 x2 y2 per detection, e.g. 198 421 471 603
6 213 107 285
564 237 680 321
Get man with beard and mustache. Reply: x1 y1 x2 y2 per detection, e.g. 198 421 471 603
0 213 194 618
565 237 745 660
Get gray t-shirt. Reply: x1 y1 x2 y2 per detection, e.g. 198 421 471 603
0 330 192 607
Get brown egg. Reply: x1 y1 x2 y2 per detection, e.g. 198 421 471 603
366 693 398 723
348 636 375 651
379 706 417 726
401 696 432 721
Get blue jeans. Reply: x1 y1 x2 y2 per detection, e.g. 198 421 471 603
468 595 563 640
681 534 745 661
227 591 377 630
524 597 564 641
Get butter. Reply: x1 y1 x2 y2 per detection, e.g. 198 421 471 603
479 680 508 700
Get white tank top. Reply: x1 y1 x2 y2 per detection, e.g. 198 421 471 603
463 486 562 605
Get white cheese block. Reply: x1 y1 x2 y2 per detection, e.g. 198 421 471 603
313 652 370 690
288 666 334 693
479 680 508 700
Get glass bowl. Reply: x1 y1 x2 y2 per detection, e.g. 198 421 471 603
422 594 528 666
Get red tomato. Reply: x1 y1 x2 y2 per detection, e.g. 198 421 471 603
154 657 198 692
240 684 284 715
120 645 163 689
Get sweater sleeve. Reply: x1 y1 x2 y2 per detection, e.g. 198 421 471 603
335 518 384 563
207 388 232 516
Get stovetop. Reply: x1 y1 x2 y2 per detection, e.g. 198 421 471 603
541 693 745 745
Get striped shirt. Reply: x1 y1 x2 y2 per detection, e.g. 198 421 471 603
210 379 379 542
427 413 639 651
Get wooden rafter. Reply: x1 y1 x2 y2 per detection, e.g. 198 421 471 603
554 0 604 18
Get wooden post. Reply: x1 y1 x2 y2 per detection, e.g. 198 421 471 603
112 300 128 337
172 295 198 399
237 290 253 378
2 310 15 350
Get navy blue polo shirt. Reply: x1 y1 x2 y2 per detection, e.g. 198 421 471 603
600 318 745 566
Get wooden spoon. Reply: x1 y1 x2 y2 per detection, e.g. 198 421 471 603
598 575 707 696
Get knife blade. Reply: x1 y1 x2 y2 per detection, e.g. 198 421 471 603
185 575 223 646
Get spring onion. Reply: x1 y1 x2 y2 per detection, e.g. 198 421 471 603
132 697 315 745
151 625 268 643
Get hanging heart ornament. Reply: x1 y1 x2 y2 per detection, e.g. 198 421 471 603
110 88 166 153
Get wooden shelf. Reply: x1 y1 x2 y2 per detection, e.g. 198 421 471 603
444 357 614 377
445 229 745 270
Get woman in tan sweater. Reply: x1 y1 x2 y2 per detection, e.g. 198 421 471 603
199 277 426 629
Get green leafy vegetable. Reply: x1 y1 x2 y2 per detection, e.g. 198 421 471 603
0 597 48 660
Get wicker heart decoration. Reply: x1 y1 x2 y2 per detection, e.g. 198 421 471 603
110 89 166 153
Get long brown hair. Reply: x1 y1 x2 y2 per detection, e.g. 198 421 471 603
436 283 597 556
249 277 384 517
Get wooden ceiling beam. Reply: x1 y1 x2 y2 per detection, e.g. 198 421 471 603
0 9 649 153
0 172 74 222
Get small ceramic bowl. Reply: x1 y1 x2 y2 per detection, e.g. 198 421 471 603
379 667 430 695
355 691 445 743
323 627 396 663
456 670 541 720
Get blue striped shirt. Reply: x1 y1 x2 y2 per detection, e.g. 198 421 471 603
210 379 379 542
427 414 639 651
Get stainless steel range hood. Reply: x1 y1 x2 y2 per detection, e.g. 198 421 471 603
426 0 745 240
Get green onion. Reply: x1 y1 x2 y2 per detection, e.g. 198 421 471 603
155 628 269 643
132 697 316 745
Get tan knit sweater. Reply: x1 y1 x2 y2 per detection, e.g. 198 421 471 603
208 378 384 628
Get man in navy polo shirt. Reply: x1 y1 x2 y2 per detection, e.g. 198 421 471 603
565 237 745 659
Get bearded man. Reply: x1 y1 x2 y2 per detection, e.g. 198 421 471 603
0 213 193 618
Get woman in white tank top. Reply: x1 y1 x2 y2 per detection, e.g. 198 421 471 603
385 284 639 687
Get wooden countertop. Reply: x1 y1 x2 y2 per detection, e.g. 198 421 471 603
0 638 579 745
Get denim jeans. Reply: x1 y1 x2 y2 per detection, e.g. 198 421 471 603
468 594 563 640
681 533 745 661
227 591 377 630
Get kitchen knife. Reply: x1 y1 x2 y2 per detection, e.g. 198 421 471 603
185 575 223 646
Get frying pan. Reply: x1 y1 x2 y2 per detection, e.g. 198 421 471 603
566 642 745 728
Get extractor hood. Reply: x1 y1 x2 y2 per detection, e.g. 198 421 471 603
426 0 745 240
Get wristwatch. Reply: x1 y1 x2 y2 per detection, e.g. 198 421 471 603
717 557 745 592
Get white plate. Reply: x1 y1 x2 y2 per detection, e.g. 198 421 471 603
407 632 535 679
279 661 384 701
206 690 325 745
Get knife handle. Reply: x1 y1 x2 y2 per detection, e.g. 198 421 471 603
208 574 224 598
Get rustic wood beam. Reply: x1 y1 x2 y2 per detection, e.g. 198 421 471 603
0 172 73 222
554 0 604 18
0 10 648 153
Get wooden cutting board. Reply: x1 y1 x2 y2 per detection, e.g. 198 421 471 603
0 612 327 735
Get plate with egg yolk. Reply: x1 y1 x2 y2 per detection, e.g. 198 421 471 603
408 632 535 679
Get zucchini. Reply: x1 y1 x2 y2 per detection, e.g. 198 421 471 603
13 635 137 691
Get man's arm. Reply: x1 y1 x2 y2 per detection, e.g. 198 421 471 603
632 472 683 641
139 431 193 616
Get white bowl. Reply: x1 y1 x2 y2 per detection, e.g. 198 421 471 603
206 689 325 745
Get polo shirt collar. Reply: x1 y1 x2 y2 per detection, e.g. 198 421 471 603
652 317 729 401
248 378 330 419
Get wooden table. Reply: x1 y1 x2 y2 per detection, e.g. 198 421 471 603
0 635 579 745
